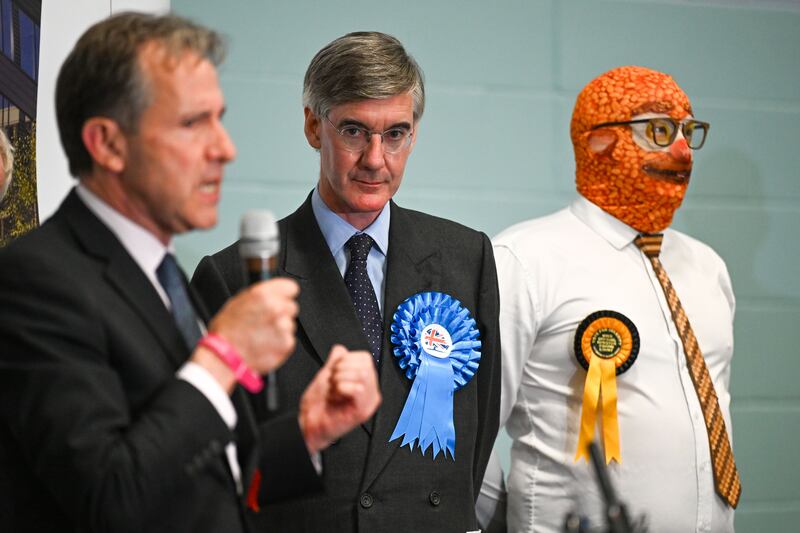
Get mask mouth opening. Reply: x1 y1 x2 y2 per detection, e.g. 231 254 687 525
641 164 691 185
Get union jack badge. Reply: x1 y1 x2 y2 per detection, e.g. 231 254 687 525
420 324 453 358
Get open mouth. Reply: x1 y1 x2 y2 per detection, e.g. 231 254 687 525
642 165 691 184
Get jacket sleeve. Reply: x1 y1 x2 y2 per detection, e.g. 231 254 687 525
191 247 323 505
472 232 502 498
0 248 234 533
190 247 245 316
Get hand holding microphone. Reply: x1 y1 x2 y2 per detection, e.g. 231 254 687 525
197 211 295 401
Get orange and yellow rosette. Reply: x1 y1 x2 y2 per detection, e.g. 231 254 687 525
573 310 639 464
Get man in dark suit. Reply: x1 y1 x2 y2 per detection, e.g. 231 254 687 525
192 31 501 532
0 13 380 533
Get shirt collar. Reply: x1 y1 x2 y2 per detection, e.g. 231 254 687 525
569 195 640 251
311 186 390 257
75 184 173 275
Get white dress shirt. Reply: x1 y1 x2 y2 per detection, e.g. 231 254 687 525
483 196 735 532
75 185 242 491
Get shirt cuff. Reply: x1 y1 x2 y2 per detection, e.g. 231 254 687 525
177 361 237 430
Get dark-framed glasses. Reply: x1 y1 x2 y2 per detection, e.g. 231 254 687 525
325 115 413 154
591 117 710 150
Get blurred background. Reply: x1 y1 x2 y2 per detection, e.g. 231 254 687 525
35 0 795 530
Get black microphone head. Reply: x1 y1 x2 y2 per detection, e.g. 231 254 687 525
239 210 279 259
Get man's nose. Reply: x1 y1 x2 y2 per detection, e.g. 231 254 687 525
211 121 237 162
360 133 384 169
670 136 692 164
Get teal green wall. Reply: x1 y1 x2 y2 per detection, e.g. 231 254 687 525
172 1 800 530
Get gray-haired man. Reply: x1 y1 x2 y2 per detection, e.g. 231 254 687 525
0 13 380 533
192 31 501 532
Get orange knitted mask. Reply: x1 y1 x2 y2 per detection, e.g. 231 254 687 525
571 66 694 233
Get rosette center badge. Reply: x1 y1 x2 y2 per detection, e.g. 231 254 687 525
389 292 481 460
421 324 453 359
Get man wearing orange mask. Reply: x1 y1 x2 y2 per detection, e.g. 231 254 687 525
477 66 738 532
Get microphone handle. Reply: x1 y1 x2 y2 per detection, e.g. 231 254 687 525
244 255 280 412
588 442 633 533
244 256 277 285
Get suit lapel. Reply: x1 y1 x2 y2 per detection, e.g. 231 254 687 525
63 190 190 368
281 196 372 367
361 202 440 490
66 190 257 499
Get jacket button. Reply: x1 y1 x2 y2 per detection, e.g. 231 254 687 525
429 491 441 506
360 493 374 509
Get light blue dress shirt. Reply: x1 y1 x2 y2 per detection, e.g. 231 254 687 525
311 187 390 314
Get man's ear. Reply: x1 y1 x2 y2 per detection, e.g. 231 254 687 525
303 107 321 149
408 121 419 153
586 129 618 157
81 117 128 173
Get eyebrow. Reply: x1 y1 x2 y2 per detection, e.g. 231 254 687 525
631 101 674 115
181 105 227 123
337 118 412 131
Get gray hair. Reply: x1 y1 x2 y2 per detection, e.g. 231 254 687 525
303 31 425 122
55 11 226 177
0 128 13 201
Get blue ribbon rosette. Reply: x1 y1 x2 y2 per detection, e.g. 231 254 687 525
389 291 481 459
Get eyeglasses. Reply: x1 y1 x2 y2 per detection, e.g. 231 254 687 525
325 115 413 154
591 117 710 150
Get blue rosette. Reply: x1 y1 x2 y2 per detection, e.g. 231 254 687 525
389 291 481 459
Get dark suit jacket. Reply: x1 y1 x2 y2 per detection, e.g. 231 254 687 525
0 190 318 533
191 195 501 532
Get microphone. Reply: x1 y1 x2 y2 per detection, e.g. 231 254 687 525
239 210 280 412
562 442 646 532
588 441 636 533
240 210 279 285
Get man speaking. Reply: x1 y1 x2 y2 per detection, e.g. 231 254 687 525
0 12 380 533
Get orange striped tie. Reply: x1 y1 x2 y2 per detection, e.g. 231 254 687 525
634 234 742 508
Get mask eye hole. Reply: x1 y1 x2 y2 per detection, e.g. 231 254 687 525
647 118 676 147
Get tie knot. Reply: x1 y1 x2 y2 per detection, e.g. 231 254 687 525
634 234 663 258
346 233 375 262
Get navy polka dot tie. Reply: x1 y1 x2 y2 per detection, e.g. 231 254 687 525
344 233 383 363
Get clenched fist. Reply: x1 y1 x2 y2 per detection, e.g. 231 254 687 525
299 346 382 454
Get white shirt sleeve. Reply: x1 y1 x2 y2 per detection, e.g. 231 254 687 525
494 243 539 427
476 449 507 530
177 361 237 429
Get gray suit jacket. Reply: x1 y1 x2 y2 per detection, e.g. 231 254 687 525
191 195 501 532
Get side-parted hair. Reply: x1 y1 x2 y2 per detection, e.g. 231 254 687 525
303 31 425 122
0 128 13 201
55 11 226 177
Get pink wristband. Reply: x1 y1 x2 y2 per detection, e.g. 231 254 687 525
198 334 264 393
